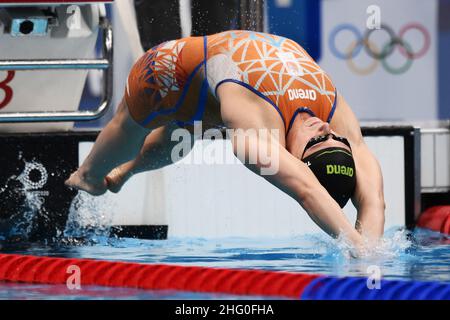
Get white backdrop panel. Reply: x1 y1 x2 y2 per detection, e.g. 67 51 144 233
320 0 438 121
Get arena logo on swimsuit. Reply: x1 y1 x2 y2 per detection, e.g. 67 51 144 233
287 88 317 101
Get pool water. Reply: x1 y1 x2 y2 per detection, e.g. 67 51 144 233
0 227 449 299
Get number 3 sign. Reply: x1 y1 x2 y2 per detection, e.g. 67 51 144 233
0 71 15 109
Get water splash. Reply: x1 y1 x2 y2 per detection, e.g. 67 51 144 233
63 191 116 245
365 228 414 257
302 227 416 279
0 154 117 244
317 227 414 260
0 159 49 240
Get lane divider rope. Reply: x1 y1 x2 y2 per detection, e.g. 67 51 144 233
0 253 318 299
417 206 450 235
301 276 450 300
0 253 448 299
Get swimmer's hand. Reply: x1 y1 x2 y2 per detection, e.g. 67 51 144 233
65 170 108 196
348 238 380 259
348 246 369 259
336 232 377 259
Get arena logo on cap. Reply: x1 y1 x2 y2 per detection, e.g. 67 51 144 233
328 23 431 75
326 164 354 177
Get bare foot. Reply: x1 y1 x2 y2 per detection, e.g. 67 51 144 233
105 164 133 193
65 170 108 196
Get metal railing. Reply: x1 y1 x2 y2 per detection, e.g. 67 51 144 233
0 17 113 123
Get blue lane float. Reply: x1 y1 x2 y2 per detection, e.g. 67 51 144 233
301 276 450 300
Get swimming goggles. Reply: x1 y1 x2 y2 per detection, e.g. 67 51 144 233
301 133 352 159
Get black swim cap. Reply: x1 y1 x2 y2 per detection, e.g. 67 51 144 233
302 147 356 208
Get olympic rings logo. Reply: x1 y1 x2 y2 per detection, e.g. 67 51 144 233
328 23 431 75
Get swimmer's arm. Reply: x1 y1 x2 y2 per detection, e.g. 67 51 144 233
351 142 385 239
331 95 385 240
230 131 364 247
218 83 363 248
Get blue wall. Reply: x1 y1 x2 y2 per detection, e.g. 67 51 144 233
266 0 321 61
439 0 450 119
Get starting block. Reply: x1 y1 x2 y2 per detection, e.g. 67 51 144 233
0 0 113 132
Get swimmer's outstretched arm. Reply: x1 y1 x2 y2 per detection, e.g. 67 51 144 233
352 142 385 239
218 84 364 249
330 94 385 240
230 129 365 248
65 98 150 195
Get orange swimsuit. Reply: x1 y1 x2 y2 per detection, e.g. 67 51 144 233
125 30 337 133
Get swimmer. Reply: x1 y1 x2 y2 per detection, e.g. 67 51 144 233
66 31 385 252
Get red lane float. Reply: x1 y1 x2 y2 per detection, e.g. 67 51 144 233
0 253 318 299
417 206 450 235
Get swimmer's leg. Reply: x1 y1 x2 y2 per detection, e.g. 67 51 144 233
65 98 151 195
106 122 194 193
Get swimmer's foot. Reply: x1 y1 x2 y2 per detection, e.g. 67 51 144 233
65 170 108 196
105 164 134 193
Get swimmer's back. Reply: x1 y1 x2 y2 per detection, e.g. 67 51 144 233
125 30 337 132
